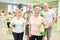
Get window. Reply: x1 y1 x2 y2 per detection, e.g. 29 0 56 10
13 5 18 12
23 6 27 12
8 4 18 12
22 6 27 14
8 5 12 12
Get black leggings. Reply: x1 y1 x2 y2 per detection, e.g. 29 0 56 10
12 32 24 40
30 35 43 40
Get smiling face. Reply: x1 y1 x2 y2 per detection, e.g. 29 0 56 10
43 3 49 11
17 10 22 17
34 7 41 17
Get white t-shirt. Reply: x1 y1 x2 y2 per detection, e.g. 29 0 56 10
11 17 25 33
42 9 56 28
29 16 46 36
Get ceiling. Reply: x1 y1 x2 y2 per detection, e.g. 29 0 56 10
0 0 58 5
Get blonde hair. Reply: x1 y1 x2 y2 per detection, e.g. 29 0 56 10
34 7 41 10
16 10 22 16
17 10 22 13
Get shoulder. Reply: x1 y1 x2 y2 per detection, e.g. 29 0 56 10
24 10 29 13
23 10 29 15
49 9 55 15
23 11 28 15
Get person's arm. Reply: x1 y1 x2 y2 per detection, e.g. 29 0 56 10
8 18 14 32
42 18 46 28
29 16 32 37
23 18 28 26
24 13 29 25
49 17 56 28
8 23 12 33
29 24 31 37
49 10 57 28
51 18 56 25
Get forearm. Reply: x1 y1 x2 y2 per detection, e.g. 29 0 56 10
51 18 56 25
43 23 46 29
29 24 31 33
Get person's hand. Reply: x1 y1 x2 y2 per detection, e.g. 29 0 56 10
49 23 53 28
44 26 46 29
8 28 12 32
29 30 31 37
29 33 31 37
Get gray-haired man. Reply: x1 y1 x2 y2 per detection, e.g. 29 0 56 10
42 3 56 40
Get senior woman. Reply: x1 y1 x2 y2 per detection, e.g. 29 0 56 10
29 7 46 40
9 10 25 40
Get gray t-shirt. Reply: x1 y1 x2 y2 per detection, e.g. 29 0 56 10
23 10 33 22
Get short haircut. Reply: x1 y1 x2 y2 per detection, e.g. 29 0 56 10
34 7 41 10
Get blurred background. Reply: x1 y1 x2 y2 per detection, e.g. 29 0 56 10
0 0 59 40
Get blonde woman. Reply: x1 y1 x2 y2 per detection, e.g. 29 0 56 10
29 7 46 40
9 10 25 40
